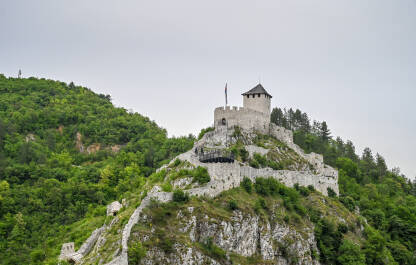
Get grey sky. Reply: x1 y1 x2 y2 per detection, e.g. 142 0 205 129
1 0 415 178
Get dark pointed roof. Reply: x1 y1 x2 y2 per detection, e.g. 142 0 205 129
242 84 272 98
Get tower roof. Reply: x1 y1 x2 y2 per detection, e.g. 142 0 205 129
242 83 272 98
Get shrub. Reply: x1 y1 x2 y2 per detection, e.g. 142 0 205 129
292 213 301 223
249 159 260 169
294 183 300 190
254 198 267 213
30 249 46 263
253 153 268 167
254 177 281 196
192 166 210 184
155 229 174 253
294 202 307 216
258 198 267 209
241 177 252 193
284 215 290 223
307 185 315 192
198 127 214 140
173 189 189 203
308 207 322 223
240 148 249 162
299 186 310 197
149 169 167 183
172 158 181 167
202 237 226 260
327 187 337 198
338 223 348 234
268 160 283 170
228 200 238 211
340 196 355 211
161 182 172 192
337 240 365 265
128 242 147 264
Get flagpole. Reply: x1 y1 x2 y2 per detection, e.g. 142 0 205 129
225 83 228 108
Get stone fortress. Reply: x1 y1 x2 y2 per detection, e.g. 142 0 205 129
59 84 339 265
214 84 272 134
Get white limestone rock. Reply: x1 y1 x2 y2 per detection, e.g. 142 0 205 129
107 201 122 216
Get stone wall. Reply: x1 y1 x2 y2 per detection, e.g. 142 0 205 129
242 93 271 114
214 106 270 133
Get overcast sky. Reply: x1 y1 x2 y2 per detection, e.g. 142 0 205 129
1 0 415 178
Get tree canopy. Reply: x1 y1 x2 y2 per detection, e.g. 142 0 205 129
0 75 194 264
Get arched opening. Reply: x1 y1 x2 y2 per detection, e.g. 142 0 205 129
221 118 226 125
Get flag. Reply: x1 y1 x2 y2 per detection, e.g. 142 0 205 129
225 83 228 106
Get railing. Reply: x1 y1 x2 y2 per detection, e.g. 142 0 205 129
198 149 235 163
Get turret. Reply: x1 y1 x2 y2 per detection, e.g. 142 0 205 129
241 84 272 115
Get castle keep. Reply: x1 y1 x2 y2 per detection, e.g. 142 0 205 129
214 84 271 133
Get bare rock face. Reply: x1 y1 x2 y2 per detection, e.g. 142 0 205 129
76 132 84 152
136 207 320 265
25 133 36 142
142 245 221 265
87 143 101 154
107 201 122 216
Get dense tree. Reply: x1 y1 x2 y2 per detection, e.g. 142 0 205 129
337 240 366 265
320 121 331 141
0 75 194 264
271 106 416 265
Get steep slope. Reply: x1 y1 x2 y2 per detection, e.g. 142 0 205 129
71 125 343 264
72 113 416 265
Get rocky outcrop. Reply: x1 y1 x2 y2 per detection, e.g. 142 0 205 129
25 133 35 142
107 201 122 216
87 143 101 154
76 132 85 153
136 206 320 265
142 245 220 265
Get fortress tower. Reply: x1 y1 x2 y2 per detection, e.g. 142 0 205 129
214 84 272 133
242 83 272 114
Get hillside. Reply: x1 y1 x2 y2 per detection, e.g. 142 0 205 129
0 75 194 264
75 118 415 265
1 75 416 265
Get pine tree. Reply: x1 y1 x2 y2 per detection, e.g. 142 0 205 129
320 121 331 141
300 112 311 132
344 141 358 161
271 108 286 128
375 153 388 179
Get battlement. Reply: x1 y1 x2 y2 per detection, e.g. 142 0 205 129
214 105 270 133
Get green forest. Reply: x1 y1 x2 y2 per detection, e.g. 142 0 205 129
0 74 415 264
0 75 194 264
272 107 416 264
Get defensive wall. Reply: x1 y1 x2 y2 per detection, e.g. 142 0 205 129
214 106 270 134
